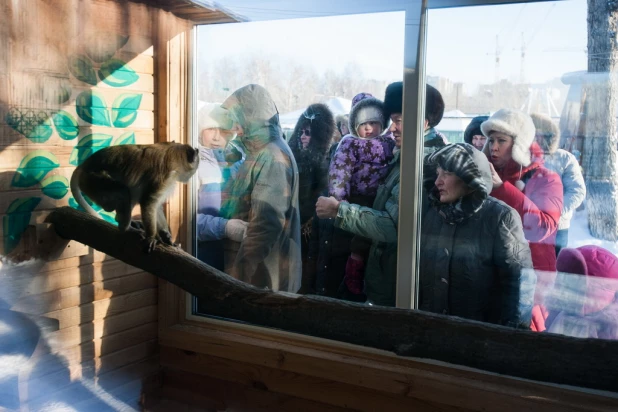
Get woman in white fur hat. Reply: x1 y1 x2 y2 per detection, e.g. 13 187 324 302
481 109 564 332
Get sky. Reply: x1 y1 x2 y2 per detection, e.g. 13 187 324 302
198 0 587 89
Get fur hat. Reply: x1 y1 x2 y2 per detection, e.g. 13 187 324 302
383 82 445 128
349 97 385 136
198 103 233 132
530 112 560 154
289 103 335 157
481 109 536 167
463 115 489 145
383 81 403 121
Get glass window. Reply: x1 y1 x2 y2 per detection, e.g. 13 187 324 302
422 0 618 338
190 9 415 318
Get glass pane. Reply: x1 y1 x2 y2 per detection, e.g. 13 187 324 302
422 0 618 338
192 8 419 319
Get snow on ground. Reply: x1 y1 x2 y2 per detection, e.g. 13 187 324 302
568 209 618 255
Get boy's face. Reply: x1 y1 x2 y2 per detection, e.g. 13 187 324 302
357 121 382 138
200 128 234 149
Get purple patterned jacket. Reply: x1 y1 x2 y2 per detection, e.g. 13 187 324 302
328 134 396 201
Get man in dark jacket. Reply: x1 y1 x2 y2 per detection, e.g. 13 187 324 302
316 82 446 306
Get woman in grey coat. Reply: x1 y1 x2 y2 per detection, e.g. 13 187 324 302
420 143 535 328
530 113 586 256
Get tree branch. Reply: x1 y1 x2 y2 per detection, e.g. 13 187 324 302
47 206 618 392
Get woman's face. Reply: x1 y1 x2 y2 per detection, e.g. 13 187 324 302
487 132 514 169
471 134 487 151
300 127 311 149
435 167 470 204
200 128 234 149
340 123 349 136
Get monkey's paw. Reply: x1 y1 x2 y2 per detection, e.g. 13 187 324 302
130 220 145 231
158 230 178 247
143 237 158 254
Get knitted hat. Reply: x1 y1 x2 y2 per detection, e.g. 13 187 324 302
198 103 233 133
463 115 489 145
481 109 536 167
530 112 560 154
349 97 385 136
352 92 373 107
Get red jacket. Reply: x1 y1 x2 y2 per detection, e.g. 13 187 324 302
490 143 564 331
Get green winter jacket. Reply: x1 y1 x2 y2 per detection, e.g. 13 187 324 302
335 150 400 306
220 85 302 293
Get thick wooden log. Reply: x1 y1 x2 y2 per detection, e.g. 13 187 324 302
47 206 618 393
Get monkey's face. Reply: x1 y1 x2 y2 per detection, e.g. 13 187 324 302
178 146 200 182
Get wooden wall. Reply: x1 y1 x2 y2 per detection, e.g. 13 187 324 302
0 0 190 409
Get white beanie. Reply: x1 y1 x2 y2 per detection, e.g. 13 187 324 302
198 103 233 132
481 109 536 167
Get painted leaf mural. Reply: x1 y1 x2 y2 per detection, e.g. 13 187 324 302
5 109 53 143
69 133 113 166
55 85 72 104
76 91 111 126
111 93 142 128
85 33 129 63
99 59 139 87
69 196 102 212
40 175 69 199
68 55 97 85
52 110 79 140
113 131 136 146
12 150 60 187
98 210 118 226
3 197 41 254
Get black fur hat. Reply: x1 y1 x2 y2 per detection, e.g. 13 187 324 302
463 115 489 144
383 81 403 122
383 82 445 128
288 103 335 159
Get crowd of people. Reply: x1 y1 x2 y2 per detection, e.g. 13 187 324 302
194 81 618 338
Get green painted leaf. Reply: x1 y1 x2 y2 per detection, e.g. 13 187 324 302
40 175 69 199
52 110 79 140
69 133 113 166
113 131 136 146
11 150 60 187
5 109 53 143
75 91 110 126
68 55 97 85
85 34 129 63
111 93 142 128
98 210 118 226
69 195 102 212
26 117 53 143
56 85 72 104
3 197 41 254
98 59 138 87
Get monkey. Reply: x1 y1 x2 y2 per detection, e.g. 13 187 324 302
70 142 200 253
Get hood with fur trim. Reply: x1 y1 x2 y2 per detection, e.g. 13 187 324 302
481 109 536 167
348 97 386 137
463 115 489 145
288 103 335 163
530 112 560 155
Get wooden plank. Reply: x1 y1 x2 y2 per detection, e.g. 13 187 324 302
161 326 618 412
0 127 155 148
160 347 464 412
30 323 158 380
158 368 351 412
48 305 157 350
4 259 143 299
26 356 160 410
11 271 157 314
43 287 157 330
68 73 154 93
30 338 158 383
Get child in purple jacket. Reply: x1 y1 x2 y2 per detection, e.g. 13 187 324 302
328 93 395 300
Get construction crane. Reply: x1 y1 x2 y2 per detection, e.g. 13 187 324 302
486 35 501 84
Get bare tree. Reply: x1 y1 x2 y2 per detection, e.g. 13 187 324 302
581 0 618 240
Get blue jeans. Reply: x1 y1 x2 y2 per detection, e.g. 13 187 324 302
555 228 569 257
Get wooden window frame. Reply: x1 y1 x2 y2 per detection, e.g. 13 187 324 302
157 1 618 408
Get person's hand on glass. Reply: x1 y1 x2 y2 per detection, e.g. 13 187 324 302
316 196 340 219
225 219 249 242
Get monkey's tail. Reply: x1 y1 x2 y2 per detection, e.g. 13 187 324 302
70 168 99 218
